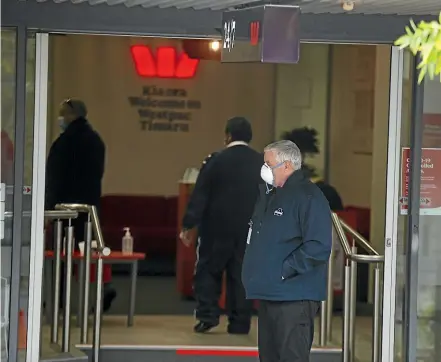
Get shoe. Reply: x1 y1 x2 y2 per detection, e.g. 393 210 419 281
194 321 218 333
227 324 250 335
102 284 117 313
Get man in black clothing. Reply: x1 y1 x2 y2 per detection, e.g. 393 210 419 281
180 117 262 334
45 98 116 312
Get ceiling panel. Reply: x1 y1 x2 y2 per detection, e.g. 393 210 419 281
36 0 441 15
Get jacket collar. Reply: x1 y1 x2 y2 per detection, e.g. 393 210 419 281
284 169 306 187
64 117 88 135
227 141 248 148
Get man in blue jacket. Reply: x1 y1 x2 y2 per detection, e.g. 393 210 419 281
242 140 332 362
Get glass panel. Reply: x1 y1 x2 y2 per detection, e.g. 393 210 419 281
0 28 38 361
394 56 441 362
416 75 441 361
19 32 37 361
1 27 17 361
393 50 414 361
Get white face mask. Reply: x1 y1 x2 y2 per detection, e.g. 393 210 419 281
260 164 274 185
58 116 68 131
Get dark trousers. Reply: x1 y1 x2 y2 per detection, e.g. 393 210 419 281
193 235 252 329
258 300 319 362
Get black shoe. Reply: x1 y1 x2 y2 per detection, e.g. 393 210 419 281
102 284 117 313
194 321 218 333
227 324 250 335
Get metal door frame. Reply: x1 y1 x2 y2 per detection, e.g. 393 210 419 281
381 46 426 362
381 46 404 362
26 32 50 362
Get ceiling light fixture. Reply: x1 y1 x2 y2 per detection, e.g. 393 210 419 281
210 40 221 51
342 1 355 12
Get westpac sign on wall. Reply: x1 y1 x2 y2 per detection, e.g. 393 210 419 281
221 5 301 64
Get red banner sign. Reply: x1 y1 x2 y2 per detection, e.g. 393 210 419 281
400 147 441 215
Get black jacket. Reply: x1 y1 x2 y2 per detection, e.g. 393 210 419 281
45 117 105 212
182 144 263 240
315 180 344 211
241 170 332 301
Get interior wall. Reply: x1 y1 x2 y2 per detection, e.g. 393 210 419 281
48 35 276 196
328 44 377 208
274 43 392 218
370 45 392 254
274 43 330 177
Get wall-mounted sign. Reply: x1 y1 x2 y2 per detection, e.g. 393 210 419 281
128 85 202 132
400 147 441 215
130 46 199 79
221 5 301 64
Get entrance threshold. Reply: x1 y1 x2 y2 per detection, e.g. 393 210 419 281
78 344 343 362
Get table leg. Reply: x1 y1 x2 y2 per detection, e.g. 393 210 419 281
128 261 138 327
45 259 53 325
77 259 84 327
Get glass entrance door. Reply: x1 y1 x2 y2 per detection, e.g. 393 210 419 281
0 29 49 362
382 47 441 362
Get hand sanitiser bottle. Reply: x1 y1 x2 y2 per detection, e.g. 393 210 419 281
122 227 133 255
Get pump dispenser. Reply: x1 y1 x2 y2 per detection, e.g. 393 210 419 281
122 227 133 255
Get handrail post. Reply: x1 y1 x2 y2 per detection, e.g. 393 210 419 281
62 222 74 352
343 260 351 362
80 214 92 343
349 244 358 362
50 219 63 344
372 263 382 362
326 243 334 342
92 255 104 362
319 300 327 346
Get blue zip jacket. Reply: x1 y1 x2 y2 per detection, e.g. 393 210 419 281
241 170 332 301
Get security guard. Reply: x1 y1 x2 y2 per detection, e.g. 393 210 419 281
180 117 262 334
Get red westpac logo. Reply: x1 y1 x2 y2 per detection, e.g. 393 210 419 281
250 21 260 45
130 45 199 79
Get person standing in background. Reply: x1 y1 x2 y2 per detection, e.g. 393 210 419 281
45 98 116 312
282 127 344 211
180 117 262 334
242 140 332 362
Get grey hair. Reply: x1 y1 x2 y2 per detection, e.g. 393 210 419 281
264 140 302 170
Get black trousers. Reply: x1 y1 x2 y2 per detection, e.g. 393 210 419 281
258 300 320 362
193 235 252 329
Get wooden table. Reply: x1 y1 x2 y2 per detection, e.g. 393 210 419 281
44 251 145 327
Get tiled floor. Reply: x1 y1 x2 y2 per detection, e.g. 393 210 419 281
41 314 374 361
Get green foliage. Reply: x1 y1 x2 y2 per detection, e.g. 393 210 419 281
395 13 441 83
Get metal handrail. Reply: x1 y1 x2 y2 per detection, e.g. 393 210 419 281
322 212 383 362
55 204 110 256
339 218 379 256
48 204 110 362
331 213 384 263
4 210 78 219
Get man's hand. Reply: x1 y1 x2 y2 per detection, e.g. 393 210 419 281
180 229 193 247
